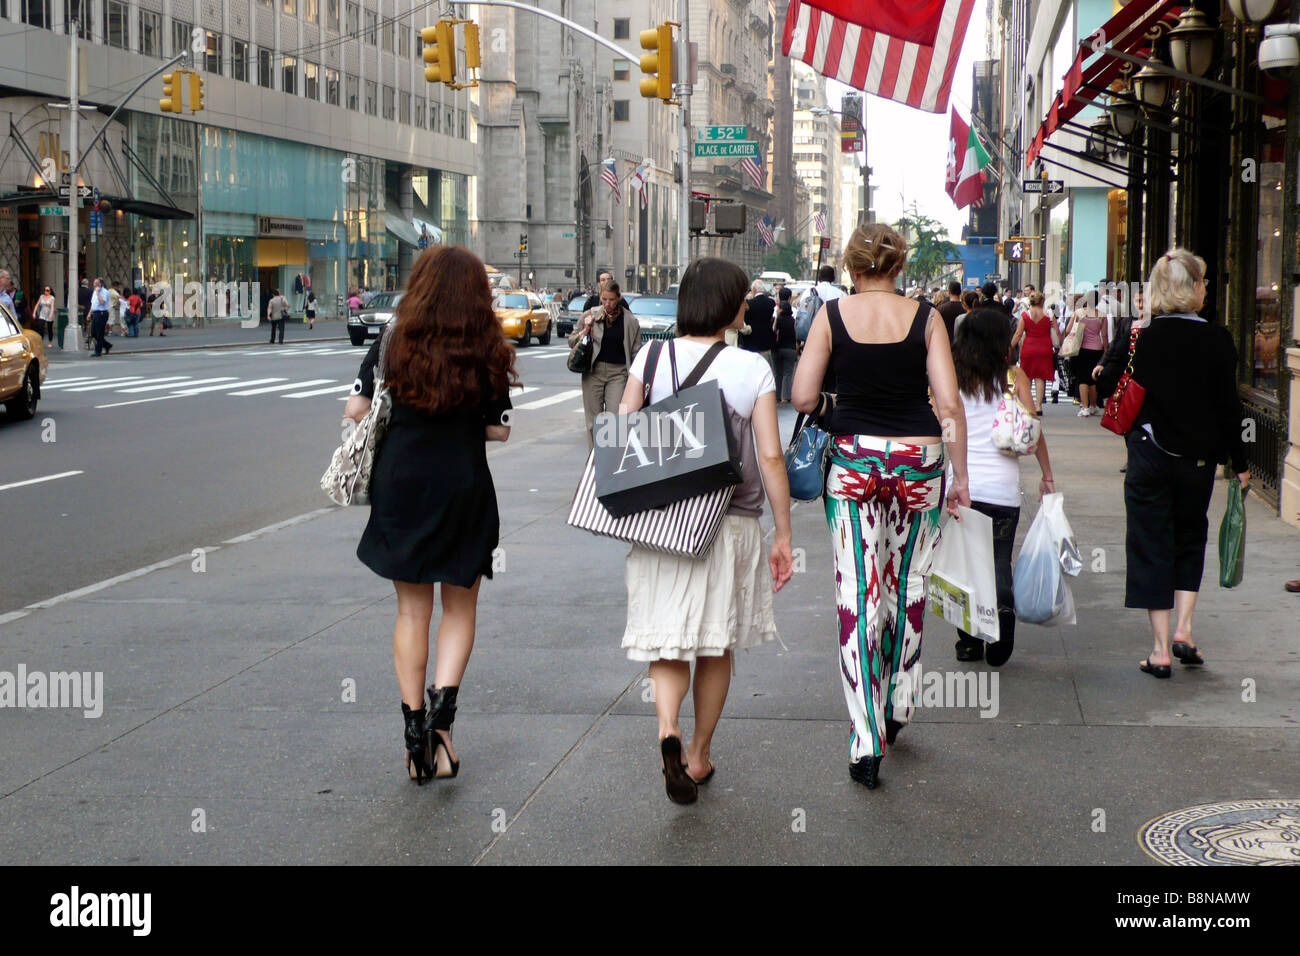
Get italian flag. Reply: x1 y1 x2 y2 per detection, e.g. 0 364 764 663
946 108 992 210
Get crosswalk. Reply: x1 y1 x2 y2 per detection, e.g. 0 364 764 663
165 342 574 359
42 370 587 412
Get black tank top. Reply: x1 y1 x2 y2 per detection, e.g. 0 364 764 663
825 296 942 438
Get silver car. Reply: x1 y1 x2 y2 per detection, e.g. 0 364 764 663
348 292 402 346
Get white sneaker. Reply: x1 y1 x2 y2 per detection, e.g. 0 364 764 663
1077 408 1089 417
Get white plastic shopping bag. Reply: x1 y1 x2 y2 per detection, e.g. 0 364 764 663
1013 497 1078 625
1039 492 1082 577
927 506 1000 643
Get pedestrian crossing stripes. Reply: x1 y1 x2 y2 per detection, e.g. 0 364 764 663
36 370 589 412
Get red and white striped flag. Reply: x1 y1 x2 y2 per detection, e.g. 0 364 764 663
782 0 978 114
814 209 826 234
757 216 775 246
600 157 621 205
740 154 764 189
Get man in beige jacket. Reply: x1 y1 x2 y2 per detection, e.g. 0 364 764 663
569 279 642 450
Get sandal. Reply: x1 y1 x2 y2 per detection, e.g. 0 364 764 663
660 736 698 804
687 762 716 785
1139 656 1171 679
1171 642 1204 666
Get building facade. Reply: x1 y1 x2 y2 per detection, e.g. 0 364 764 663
0 0 476 320
686 0 774 275
791 62 839 273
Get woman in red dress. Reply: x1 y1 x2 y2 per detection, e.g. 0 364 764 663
1011 291 1057 414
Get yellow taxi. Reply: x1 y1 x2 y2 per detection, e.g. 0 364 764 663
0 303 47 421
493 291 552 347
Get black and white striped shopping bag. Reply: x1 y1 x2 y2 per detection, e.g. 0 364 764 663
567 452 734 559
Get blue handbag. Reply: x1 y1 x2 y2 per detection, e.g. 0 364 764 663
785 411 830 501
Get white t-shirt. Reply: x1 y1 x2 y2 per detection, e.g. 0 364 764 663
630 338 774 417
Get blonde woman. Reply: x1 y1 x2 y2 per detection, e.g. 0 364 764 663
793 223 969 790
1010 291 1057 414
1098 250 1249 679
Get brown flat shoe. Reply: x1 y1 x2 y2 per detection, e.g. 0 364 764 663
1285 580 1300 593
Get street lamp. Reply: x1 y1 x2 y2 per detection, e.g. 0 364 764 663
1109 93 1140 138
1168 9 1218 77
1133 56 1172 110
1227 0 1279 26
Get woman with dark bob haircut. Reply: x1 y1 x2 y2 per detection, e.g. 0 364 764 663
950 308 1055 666
345 245 519 784
616 257 794 805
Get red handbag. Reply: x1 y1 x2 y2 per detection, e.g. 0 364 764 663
1101 327 1146 436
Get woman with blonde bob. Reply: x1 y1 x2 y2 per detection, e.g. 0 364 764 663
1099 249 1249 679
793 223 970 790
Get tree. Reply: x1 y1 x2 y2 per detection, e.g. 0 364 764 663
894 203 958 287
760 238 812 279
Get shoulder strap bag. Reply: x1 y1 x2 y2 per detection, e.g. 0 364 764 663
567 311 595 373
1100 327 1146 436
991 367 1042 456
320 324 396 505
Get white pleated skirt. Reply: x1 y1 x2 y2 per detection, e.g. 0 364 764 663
622 514 780 663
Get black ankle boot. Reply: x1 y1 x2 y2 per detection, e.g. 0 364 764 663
425 686 460 779
885 719 903 746
850 755 883 789
401 703 431 783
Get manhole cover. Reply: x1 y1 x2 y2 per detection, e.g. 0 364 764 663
1139 799 1300 865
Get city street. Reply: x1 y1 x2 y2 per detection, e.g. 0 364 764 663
2 342 1297 865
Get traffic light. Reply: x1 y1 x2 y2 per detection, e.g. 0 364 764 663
714 203 745 235
519 233 528 254
639 23 674 101
160 72 182 113
689 199 706 233
188 71 205 113
422 20 456 85
1003 238 1032 263
464 21 481 83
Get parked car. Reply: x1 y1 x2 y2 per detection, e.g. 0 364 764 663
348 291 402 346
628 294 677 335
494 291 552 346
556 295 589 337
0 308 48 420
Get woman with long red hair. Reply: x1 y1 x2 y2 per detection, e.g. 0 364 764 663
345 246 519 784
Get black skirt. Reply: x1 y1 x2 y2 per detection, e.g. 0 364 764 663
357 404 502 587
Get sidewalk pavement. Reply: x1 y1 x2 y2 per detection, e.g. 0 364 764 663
46 318 349 361
1 404 1296 864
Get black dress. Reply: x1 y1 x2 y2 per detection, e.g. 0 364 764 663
352 336 512 587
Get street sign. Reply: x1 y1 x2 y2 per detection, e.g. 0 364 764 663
93 186 100 203
561 232 575 238
39 205 67 217
693 140 758 158
1023 179 1064 194
820 237 831 250
695 125 746 142
57 184 92 199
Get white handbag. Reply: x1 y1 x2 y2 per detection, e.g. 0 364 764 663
320 326 394 506
990 368 1041 457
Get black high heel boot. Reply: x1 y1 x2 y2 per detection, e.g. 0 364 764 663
425 686 460 779
402 703 432 784
850 755 883 790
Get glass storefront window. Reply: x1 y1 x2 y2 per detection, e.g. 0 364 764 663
1252 118 1285 392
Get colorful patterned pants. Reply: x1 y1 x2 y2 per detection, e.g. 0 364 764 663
824 436 946 761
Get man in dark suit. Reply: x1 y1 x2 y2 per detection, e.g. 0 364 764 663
741 280 777 370
584 271 630 314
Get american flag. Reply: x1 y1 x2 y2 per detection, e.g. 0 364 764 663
757 215 775 247
600 158 621 204
740 154 764 189
782 0 978 115
814 209 826 234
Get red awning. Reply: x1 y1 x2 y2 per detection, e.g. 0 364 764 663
1026 0 1182 167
